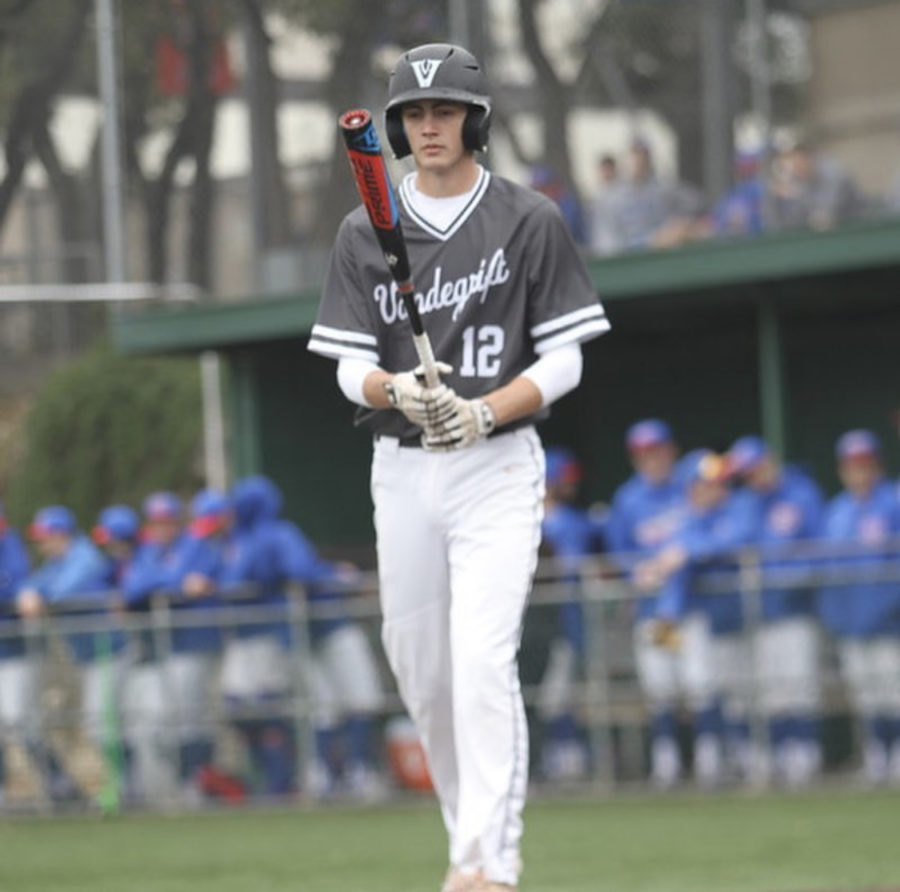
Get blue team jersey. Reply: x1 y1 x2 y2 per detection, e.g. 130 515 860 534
20 535 123 663
747 466 825 622
818 479 900 638
607 473 686 620
0 530 31 659
123 533 222 654
541 502 606 654
656 489 756 634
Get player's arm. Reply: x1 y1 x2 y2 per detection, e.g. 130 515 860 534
337 357 454 428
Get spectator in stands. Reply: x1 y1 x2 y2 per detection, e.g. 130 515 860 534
770 141 865 231
617 137 704 251
587 153 627 256
17 505 126 801
707 149 767 238
0 502 30 805
727 436 826 788
885 168 900 216
529 446 605 782
530 164 587 246
818 430 900 786
123 491 222 803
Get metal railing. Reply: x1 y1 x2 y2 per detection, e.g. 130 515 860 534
0 540 898 812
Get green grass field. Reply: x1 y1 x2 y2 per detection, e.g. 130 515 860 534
1 788 898 892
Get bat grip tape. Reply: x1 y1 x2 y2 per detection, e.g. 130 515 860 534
412 333 441 388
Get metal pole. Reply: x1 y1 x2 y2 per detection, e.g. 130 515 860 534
449 0 470 48
200 351 228 490
700 0 736 203
746 0 775 227
94 0 126 284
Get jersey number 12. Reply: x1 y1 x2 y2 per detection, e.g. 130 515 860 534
459 325 504 378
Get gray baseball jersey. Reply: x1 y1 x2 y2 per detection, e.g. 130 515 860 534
308 168 609 438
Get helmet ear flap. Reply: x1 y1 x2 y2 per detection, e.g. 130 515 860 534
463 105 491 153
385 108 411 159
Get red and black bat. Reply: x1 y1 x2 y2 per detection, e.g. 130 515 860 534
338 108 440 387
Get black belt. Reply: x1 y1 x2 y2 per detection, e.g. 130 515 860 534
375 421 534 449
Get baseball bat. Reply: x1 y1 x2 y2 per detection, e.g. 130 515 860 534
338 108 440 388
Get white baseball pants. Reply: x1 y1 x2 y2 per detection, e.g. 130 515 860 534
372 427 544 887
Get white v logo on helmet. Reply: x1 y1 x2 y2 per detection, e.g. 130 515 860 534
411 59 441 88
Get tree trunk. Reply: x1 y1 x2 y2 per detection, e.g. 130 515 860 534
241 0 291 249
0 0 91 239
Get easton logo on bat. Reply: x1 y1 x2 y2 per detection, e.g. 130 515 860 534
347 151 399 230
345 123 382 154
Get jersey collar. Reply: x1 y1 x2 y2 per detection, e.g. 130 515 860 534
398 166 491 241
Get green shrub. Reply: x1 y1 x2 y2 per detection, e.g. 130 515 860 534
5 344 203 529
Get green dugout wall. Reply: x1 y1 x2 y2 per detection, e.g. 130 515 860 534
114 218 900 551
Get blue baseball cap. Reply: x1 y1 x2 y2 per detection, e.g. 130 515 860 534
93 505 140 545
29 505 76 540
189 488 231 538
727 436 770 475
626 419 673 452
836 429 881 461
143 491 182 522
545 446 583 488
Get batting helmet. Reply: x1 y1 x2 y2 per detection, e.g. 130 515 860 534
384 43 491 159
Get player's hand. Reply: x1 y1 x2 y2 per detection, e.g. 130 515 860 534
649 618 683 652
384 362 455 428
421 394 496 452
16 588 45 619
182 573 215 598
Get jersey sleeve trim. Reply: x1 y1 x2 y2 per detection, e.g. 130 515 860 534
308 324 379 363
531 304 610 353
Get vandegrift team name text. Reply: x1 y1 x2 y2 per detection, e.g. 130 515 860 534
372 247 511 324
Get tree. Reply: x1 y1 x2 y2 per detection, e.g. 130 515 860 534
5 343 203 528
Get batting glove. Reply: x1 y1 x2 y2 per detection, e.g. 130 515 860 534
384 362 455 429
649 618 683 652
421 394 496 452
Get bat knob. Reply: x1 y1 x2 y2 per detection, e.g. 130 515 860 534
340 108 371 130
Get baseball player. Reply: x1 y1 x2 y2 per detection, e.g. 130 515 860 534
606 420 691 788
726 436 826 787
530 446 605 782
818 430 900 785
16 505 127 801
308 42 608 892
631 449 755 788
0 502 30 805
122 491 222 803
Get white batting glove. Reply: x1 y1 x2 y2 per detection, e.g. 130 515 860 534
421 394 496 452
384 362 455 428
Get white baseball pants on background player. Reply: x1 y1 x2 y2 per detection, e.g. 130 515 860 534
372 427 544 886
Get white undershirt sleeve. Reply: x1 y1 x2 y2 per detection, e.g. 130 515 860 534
519 342 583 407
337 357 379 407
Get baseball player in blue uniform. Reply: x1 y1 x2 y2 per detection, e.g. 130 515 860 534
818 430 900 785
534 446 605 782
633 449 755 787
17 505 125 800
0 502 30 804
216 475 385 801
308 42 608 892
606 420 692 788
727 436 826 787
122 491 222 801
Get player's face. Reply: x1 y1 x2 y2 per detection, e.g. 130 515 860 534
401 100 468 173
145 517 180 545
630 442 676 484
690 478 727 510
838 456 881 497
